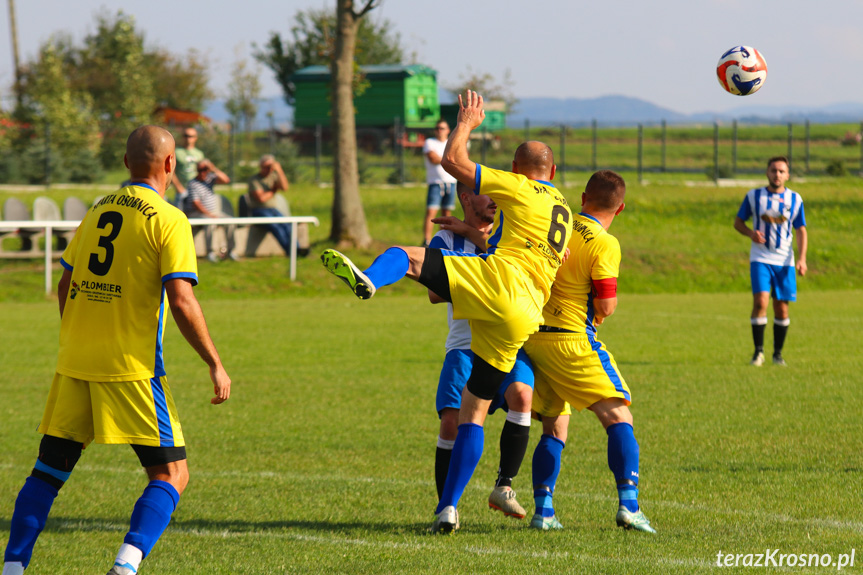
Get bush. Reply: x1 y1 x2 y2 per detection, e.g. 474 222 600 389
705 164 734 180
825 159 847 177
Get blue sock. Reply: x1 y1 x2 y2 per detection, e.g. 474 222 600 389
436 423 484 514
123 480 180 558
363 247 410 289
607 422 640 512
4 476 59 567
532 435 565 517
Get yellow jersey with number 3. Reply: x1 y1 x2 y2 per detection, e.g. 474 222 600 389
475 165 572 303
57 184 198 382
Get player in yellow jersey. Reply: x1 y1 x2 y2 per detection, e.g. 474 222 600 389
524 170 655 533
322 91 572 533
3 126 231 575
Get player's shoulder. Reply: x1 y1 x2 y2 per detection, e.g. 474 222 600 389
430 229 455 250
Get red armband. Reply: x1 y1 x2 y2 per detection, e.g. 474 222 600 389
592 277 617 299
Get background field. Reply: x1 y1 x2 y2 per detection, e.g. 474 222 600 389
1 177 862 574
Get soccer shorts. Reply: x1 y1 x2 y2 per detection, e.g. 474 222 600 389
524 331 631 415
426 182 456 210
750 261 797 301
436 348 535 415
38 372 185 448
443 254 544 373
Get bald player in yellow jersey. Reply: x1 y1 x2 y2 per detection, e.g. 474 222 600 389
322 91 572 533
523 170 655 533
3 126 231 575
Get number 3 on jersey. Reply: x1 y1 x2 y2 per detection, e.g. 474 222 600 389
547 204 570 253
88 211 123 276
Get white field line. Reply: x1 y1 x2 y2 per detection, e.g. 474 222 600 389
3 462 861 533
51 519 712 568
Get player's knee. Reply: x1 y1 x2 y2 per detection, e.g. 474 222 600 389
592 399 633 428
506 383 533 413
33 435 84 489
439 408 459 440
466 356 507 400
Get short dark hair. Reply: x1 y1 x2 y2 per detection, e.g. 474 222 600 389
767 156 789 169
584 170 626 211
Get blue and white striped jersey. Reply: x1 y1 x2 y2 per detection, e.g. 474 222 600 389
737 187 806 266
429 229 484 353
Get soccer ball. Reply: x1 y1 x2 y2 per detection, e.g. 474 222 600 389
716 46 768 96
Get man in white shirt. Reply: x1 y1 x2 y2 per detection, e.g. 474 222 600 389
734 156 808 366
422 119 458 247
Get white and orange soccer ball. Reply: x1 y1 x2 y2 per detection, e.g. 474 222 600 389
716 46 768 96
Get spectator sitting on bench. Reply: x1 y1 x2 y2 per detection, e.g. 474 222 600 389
185 159 237 262
247 154 293 255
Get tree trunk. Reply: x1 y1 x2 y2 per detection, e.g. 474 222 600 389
330 0 372 248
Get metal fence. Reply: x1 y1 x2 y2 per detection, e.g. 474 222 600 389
2 119 861 187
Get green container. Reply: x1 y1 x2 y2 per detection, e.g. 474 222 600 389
292 64 440 129
440 101 507 132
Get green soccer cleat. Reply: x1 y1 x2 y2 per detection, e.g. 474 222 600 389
320 249 376 299
432 505 459 534
488 486 527 519
615 506 656 533
750 350 765 366
529 513 564 531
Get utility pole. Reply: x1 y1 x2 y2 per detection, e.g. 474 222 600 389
8 0 23 109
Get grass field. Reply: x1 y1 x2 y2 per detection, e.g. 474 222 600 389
1 177 862 573
1 291 861 574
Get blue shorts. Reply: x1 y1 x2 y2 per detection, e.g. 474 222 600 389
426 182 456 210
750 261 797 301
436 348 534 416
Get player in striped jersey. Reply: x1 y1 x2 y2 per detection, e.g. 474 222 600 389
734 156 808 366
2 126 231 575
429 184 534 521
322 91 572 533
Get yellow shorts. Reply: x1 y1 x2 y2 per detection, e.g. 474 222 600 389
38 372 185 448
445 254 544 372
524 331 631 415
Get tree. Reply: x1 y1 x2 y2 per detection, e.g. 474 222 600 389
448 67 519 112
329 0 382 248
13 41 102 182
146 48 214 112
225 48 262 135
253 6 403 105
75 12 156 168
15 11 213 171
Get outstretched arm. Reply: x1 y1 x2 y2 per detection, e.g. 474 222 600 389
441 91 485 188
165 278 231 404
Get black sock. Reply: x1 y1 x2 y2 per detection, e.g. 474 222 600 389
496 420 530 487
435 447 453 501
752 322 766 352
774 322 789 355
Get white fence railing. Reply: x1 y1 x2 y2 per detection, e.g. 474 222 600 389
0 216 320 293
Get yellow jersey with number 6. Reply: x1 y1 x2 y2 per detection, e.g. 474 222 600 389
57 184 198 382
475 165 572 303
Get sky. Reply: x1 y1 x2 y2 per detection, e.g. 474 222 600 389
2 0 862 118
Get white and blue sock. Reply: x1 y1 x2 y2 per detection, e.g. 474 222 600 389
436 423 484 514
532 434 565 517
123 480 180 559
4 476 59 568
607 422 640 512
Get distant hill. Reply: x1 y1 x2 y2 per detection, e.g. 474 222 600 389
203 94 863 130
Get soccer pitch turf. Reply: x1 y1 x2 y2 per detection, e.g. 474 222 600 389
1 291 861 574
